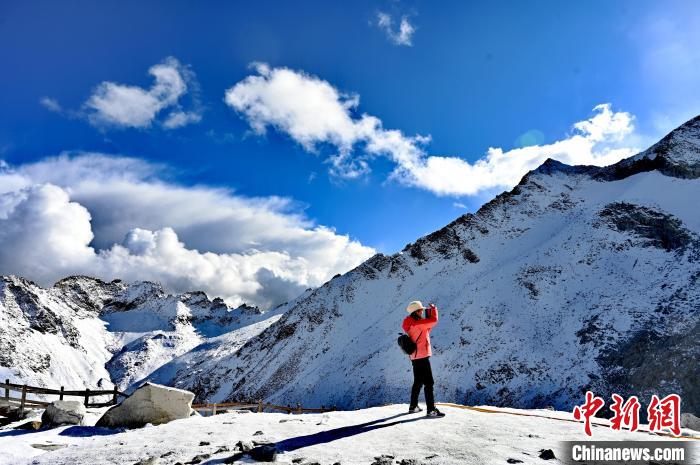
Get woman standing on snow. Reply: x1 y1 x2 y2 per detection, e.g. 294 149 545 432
402 300 445 418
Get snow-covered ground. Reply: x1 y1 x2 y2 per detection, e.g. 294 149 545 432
1 404 696 465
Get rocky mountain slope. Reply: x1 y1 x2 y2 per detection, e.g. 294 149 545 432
0 275 283 391
2 116 698 416
152 116 700 414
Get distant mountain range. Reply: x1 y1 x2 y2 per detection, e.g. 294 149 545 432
2 115 698 415
0 275 285 391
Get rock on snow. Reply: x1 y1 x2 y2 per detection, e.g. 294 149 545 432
95 382 194 429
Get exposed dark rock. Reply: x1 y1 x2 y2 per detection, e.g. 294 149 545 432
235 440 254 452
463 248 480 263
597 321 700 417
371 455 395 465
597 115 700 181
599 202 694 251
399 459 423 465
538 449 556 460
248 444 277 462
276 323 297 341
185 454 210 464
133 458 159 465
30 443 68 451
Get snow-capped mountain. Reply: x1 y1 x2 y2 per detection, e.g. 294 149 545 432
2 116 698 416
0 275 282 391
155 116 700 414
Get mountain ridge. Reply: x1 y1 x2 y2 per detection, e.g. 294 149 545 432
1 115 699 416
155 115 698 413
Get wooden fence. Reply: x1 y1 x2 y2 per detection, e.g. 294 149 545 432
0 379 128 418
1 379 332 419
192 400 336 416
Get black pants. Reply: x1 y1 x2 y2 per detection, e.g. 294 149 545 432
410 357 435 411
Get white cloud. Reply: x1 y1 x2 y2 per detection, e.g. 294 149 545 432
0 185 95 281
39 97 63 113
162 110 202 129
399 104 636 196
0 154 374 308
225 64 639 197
83 57 202 130
376 12 415 46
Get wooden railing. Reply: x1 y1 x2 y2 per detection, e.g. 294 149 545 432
0 379 128 418
192 400 336 416
1 379 333 419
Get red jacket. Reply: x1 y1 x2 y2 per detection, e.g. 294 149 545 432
402 307 438 360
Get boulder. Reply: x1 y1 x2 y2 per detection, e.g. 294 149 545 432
681 413 700 432
371 455 395 465
96 383 194 429
249 444 277 462
41 400 85 428
235 440 254 452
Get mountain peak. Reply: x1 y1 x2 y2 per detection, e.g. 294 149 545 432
638 114 700 164
598 114 700 180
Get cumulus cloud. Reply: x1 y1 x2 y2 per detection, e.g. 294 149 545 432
226 64 639 196
399 104 636 196
82 57 202 130
0 185 95 281
376 12 415 46
0 154 374 308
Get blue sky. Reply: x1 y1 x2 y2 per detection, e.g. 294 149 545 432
1 1 699 306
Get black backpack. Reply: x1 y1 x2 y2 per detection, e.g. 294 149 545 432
397 330 422 355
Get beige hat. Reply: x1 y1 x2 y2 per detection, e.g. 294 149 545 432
406 300 426 313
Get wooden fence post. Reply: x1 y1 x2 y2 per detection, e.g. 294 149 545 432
112 386 118 405
19 385 27 418
257 399 263 413
60 386 65 401
212 403 217 416
287 404 291 414
296 402 302 414
84 388 90 407
4 379 8 402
